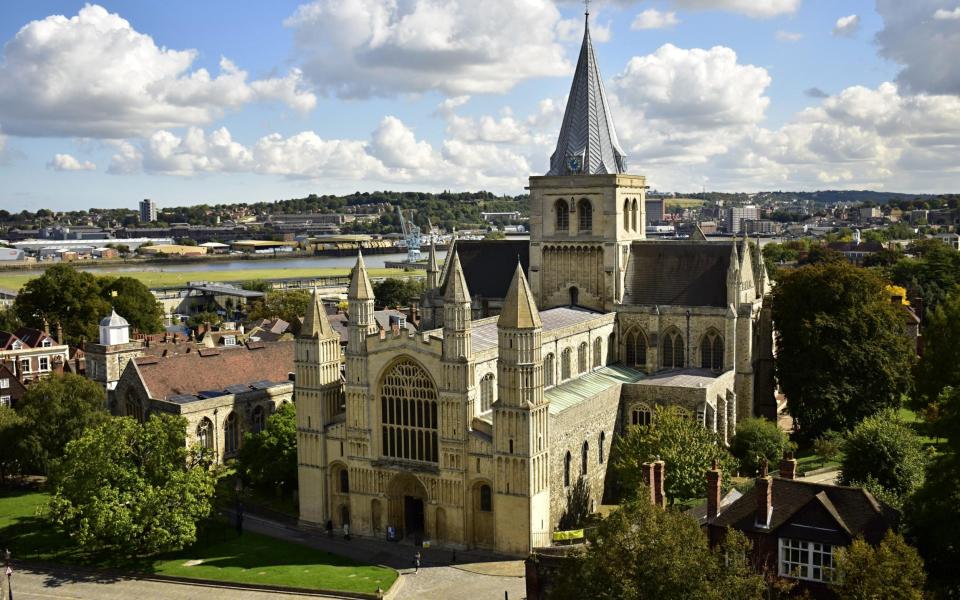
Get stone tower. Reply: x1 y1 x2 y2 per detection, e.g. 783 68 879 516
84 309 143 398
344 252 378 461
439 250 475 470
528 12 646 312
493 263 550 553
296 287 342 525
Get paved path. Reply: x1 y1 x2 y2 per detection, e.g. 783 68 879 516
800 469 840 485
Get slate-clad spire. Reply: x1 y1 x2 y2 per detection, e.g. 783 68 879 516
499 262 542 329
348 250 374 300
300 286 336 339
547 11 627 176
442 250 471 304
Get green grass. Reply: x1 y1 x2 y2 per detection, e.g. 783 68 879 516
0 266 420 292
0 489 396 594
794 446 843 474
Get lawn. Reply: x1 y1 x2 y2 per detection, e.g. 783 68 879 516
0 489 396 595
0 266 419 293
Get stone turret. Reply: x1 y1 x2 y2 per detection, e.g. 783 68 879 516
442 250 472 362
426 240 440 290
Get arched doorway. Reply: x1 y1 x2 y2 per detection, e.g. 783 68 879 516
469 481 494 547
569 286 579 307
387 473 428 540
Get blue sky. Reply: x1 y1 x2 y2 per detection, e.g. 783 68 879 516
0 0 957 211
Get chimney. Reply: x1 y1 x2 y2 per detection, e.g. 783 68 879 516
755 458 772 528
779 451 797 480
706 459 722 521
641 461 657 506
653 459 666 508
56 321 63 345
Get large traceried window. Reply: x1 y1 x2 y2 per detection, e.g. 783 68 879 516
556 200 570 231
480 373 495 412
379 358 439 463
779 538 835 582
544 353 555 387
561 348 572 380
578 199 593 232
662 330 685 369
631 403 652 427
578 342 588 374
625 329 647 368
700 331 724 371
224 412 240 455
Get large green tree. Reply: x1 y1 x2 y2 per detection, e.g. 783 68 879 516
14 264 110 344
237 402 297 495
16 373 107 473
772 262 913 439
729 417 792 477
373 278 424 309
0 406 27 481
550 494 764 600
839 409 927 504
914 286 960 405
48 414 218 556
834 532 926 600
613 406 737 502
99 276 164 334
246 290 311 333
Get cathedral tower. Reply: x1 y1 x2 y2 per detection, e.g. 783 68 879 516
296 287 342 525
345 252 378 459
493 262 550 553
439 251 475 470
529 12 646 312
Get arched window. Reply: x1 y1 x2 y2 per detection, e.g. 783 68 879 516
631 403 652 427
379 358 439 463
581 441 589 474
578 342 588 374
197 417 213 450
564 451 572 487
224 412 240 455
480 484 492 511
561 348 572 380
599 431 606 464
700 331 724 371
339 468 350 493
480 373 495 412
593 337 602 368
124 392 143 422
544 353 555 387
555 200 569 231
623 199 631 231
578 199 593 233
662 330 685 369
251 405 265 433
569 286 579 306
625 329 647 368
631 198 639 231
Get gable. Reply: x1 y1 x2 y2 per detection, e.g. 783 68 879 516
776 497 851 547
623 242 731 307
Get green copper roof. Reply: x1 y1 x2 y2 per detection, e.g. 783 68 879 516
546 364 645 415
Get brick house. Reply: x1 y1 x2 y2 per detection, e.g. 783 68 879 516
0 326 70 384
0 363 27 408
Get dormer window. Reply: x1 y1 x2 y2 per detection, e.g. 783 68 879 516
42 339 52 347
11 341 21 350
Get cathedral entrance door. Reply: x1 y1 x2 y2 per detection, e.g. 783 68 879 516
404 496 425 539
387 473 429 540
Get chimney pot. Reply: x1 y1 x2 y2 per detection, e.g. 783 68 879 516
641 461 656 506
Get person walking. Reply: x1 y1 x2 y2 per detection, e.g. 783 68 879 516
414 550 421 573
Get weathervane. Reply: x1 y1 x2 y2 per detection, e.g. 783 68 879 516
584 0 591 17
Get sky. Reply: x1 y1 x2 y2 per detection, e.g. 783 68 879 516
0 0 958 212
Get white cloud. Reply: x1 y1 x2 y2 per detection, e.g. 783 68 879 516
284 0 572 98
369 116 438 170
0 4 316 138
934 7 960 19
832 14 860 37
631 9 680 30
876 0 960 95
47 154 96 171
775 30 803 42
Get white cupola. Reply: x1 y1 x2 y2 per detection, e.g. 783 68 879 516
99 309 130 346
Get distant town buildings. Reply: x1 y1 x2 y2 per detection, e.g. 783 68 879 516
139 198 157 223
723 205 760 234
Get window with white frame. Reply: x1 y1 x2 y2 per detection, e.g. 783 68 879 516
39 357 50 371
0 378 8 389
42 339 52 347
0 396 10 407
19 359 30 374
779 538 835 582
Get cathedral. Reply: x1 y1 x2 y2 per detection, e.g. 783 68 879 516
294 15 775 555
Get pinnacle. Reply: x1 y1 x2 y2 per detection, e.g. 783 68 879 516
499 262 542 330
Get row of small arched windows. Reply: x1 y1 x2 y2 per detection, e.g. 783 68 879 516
555 199 593 233
544 337 604 388
563 431 607 487
623 198 640 232
623 328 725 371
195 404 269 456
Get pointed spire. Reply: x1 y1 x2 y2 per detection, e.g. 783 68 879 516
301 286 336 339
499 262 542 329
426 240 440 289
439 231 458 287
442 250 471 304
547 9 626 176
348 250 374 300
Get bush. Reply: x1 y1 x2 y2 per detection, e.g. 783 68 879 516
840 409 927 500
730 418 792 477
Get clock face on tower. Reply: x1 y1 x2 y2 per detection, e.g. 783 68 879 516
567 154 583 174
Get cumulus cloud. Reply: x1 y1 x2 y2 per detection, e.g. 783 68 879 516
833 14 860 37
284 0 572 98
631 9 680 30
775 30 803 42
0 4 316 138
876 0 960 95
47 154 96 171
934 7 960 19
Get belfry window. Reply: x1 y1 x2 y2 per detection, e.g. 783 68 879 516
556 200 570 231
480 373 495 412
578 199 593 232
379 359 439 463
544 353 555 387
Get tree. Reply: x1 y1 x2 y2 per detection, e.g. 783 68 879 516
772 262 913 440
613 406 737 502
237 402 297 495
14 264 110 344
730 417 792 477
839 409 927 502
914 286 960 405
99 276 164 334
246 290 311 332
16 373 108 474
48 414 218 556
558 475 591 531
834 532 926 600
372 278 424 309
813 430 843 468
0 406 26 481
550 493 764 600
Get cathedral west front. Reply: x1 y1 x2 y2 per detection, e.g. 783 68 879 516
294 14 775 555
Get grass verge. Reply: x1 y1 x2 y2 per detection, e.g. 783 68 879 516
0 489 396 595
